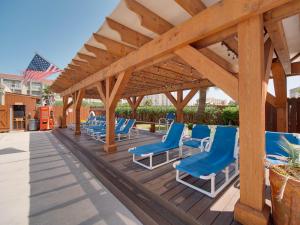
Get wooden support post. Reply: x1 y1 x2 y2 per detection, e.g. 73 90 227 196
165 89 197 123
74 89 85 135
104 76 116 153
234 15 270 225
62 96 74 128
126 96 144 119
176 90 184 122
62 96 68 128
104 70 133 153
272 63 288 132
196 87 207 121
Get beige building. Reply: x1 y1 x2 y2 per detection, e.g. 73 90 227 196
0 73 53 97
142 94 172 106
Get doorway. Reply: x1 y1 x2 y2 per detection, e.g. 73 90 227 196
13 105 25 130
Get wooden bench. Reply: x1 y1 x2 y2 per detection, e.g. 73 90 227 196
135 121 157 133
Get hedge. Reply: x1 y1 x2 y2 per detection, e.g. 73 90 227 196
115 105 239 125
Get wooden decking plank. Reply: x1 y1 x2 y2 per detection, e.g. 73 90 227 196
196 179 239 225
54 129 191 225
54 128 241 225
211 188 240 225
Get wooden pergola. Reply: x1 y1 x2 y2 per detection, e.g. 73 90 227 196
51 1 300 224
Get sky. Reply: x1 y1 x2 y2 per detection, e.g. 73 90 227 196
0 0 299 102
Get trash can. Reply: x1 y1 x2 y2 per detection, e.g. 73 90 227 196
28 119 38 131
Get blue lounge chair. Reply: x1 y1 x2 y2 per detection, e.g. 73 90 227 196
173 126 239 198
183 124 211 150
158 112 176 132
87 123 106 136
116 119 137 141
265 131 300 165
128 122 185 170
97 119 137 142
94 118 126 139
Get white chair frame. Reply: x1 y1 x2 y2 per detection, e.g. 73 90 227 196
174 159 239 198
173 129 240 198
129 123 185 170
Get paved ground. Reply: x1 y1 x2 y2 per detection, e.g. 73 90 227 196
0 131 142 225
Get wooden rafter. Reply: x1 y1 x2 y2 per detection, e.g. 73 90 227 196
125 0 173 35
106 18 151 47
123 79 212 98
58 0 297 97
93 33 135 57
265 20 291 74
175 45 238 100
175 0 238 56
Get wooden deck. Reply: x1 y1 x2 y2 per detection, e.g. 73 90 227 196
53 128 243 225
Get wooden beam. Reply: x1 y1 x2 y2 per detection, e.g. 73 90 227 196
125 0 173 35
264 0 300 24
179 88 198 108
126 0 236 73
95 81 106 105
291 52 300 62
126 95 144 118
104 77 116 153
93 33 135 57
234 15 270 225
60 0 293 96
266 92 277 107
265 20 291 74
74 88 85 135
264 38 274 81
175 45 238 100
175 0 238 55
174 0 206 16
123 80 213 98
61 96 69 128
264 39 275 102
272 63 288 131
108 70 133 109
106 18 151 47
164 92 177 106
291 61 300 75
176 90 184 122
126 97 135 109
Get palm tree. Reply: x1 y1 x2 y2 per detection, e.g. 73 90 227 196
196 87 207 121
42 85 55 106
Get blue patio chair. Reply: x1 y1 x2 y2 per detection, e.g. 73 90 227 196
81 114 96 128
97 119 137 142
87 123 106 136
158 112 176 132
94 118 126 139
265 131 300 165
116 119 137 141
183 124 211 150
173 126 239 198
128 122 185 170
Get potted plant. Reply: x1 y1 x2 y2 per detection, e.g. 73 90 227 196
269 136 300 225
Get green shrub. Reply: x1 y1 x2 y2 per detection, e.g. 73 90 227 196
221 106 239 125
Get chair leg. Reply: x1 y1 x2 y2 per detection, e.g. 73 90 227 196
211 175 216 197
225 166 229 182
166 151 169 162
149 155 153 169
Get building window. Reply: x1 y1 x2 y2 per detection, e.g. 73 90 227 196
31 82 42 91
3 79 22 90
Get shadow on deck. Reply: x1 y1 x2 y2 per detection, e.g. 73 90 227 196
53 128 243 225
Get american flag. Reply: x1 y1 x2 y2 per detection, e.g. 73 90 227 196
23 54 61 82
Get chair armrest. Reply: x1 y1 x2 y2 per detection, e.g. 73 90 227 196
200 137 211 151
266 154 288 161
159 118 167 124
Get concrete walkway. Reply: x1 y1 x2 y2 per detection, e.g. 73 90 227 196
0 131 142 225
